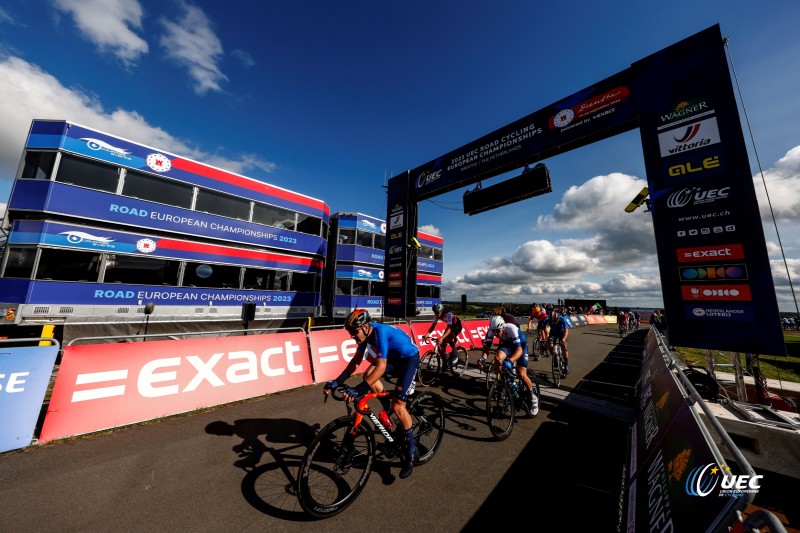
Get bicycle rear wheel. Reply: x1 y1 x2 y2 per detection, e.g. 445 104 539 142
451 346 469 377
418 350 441 386
551 345 562 388
486 379 515 440
297 417 376 519
408 391 446 463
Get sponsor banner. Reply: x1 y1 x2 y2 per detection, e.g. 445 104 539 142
335 213 386 234
462 319 493 349
332 295 383 310
626 404 740 533
384 175 412 318
678 264 748 282
39 332 314 442
635 24 785 355
18 279 318 308
0 345 59 453
8 181 327 257
11 219 323 273
28 121 329 218
680 284 751 301
334 244 385 266
335 265 384 280
407 69 637 202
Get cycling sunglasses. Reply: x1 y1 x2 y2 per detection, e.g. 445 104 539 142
346 325 361 336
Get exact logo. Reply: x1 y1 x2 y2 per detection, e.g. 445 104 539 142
685 463 762 498
676 244 744 262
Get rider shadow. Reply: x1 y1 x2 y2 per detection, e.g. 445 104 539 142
206 418 320 520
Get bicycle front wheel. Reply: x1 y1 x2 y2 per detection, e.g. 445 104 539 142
297 417 376 519
418 350 441 386
486 379 515 440
409 391 446 463
551 345 562 388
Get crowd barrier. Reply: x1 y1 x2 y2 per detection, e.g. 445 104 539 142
0 314 611 450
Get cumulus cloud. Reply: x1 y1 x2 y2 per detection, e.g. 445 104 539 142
0 55 275 192
418 224 441 236
755 145 800 221
158 2 228 95
52 0 149 67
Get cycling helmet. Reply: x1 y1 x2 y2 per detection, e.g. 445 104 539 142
533 305 541 314
344 309 371 332
432 303 444 314
489 315 505 332
550 310 559 322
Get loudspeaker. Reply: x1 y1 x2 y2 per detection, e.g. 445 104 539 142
241 301 256 322
461 294 467 313
463 163 551 216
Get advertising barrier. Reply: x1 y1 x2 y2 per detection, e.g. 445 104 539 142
0 343 59 453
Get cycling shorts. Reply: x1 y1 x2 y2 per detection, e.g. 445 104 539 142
383 355 421 402
497 346 529 368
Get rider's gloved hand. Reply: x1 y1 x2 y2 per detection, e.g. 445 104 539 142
503 360 513 371
324 379 339 393
343 381 370 400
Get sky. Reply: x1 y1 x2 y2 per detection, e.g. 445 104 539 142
0 0 799 313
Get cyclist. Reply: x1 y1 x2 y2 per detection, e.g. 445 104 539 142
618 310 628 335
478 315 539 416
422 303 463 370
324 309 421 479
542 308 571 373
633 311 641 330
527 304 548 361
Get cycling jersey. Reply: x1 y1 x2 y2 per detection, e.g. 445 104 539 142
542 315 569 338
483 323 527 354
361 322 420 364
430 311 463 335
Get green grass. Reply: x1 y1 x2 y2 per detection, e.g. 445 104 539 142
675 333 800 383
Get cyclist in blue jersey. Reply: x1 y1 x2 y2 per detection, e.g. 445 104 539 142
542 309 571 373
324 309 421 478
478 315 539 416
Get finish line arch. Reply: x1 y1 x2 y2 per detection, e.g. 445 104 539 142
384 23 785 357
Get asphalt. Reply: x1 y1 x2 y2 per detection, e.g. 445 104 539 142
0 324 796 532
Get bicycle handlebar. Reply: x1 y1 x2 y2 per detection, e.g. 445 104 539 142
324 386 391 416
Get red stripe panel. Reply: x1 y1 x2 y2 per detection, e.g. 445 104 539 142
417 273 441 283
157 239 323 268
418 231 444 245
171 158 330 215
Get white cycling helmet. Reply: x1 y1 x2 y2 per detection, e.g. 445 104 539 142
489 315 505 332
432 303 444 314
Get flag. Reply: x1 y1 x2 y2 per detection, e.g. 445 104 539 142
590 302 602 312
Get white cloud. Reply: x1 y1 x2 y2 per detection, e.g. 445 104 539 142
158 2 228 95
0 54 275 193
755 145 800 221
231 49 255 69
52 0 149 67
418 224 440 236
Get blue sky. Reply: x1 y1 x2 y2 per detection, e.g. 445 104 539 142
1 0 799 312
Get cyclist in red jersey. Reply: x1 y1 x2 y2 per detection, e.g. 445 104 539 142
422 303 463 370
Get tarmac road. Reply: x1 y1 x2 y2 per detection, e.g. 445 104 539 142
0 324 643 532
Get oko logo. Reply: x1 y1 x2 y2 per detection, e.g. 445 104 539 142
686 463 762 497
679 264 748 281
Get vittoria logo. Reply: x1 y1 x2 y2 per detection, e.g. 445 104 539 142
658 117 721 157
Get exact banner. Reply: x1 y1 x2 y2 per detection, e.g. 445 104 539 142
39 332 314 442
0 344 59 453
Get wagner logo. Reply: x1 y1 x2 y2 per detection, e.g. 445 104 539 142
658 99 714 128
681 284 752 301
686 463 762 497
658 117 721 157
677 244 744 262
679 264 748 281
666 186 729 208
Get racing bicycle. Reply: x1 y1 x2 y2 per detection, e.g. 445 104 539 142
484 359 541 440
418 341 469 386
297 385 445 519
548 339 568 388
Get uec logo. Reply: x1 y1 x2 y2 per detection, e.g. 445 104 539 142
686 464 762 497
